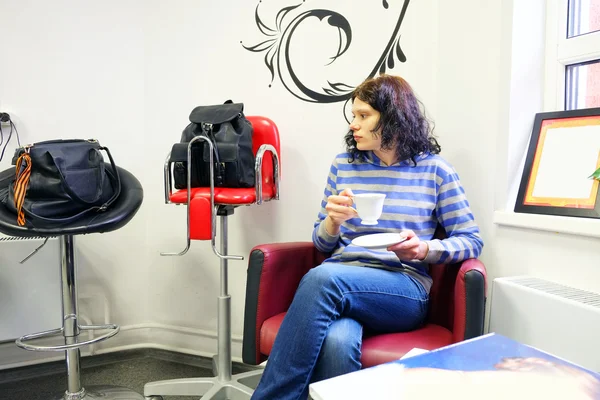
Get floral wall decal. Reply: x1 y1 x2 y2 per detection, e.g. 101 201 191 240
241 0 411 105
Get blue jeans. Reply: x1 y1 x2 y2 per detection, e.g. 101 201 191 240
250 262 429 400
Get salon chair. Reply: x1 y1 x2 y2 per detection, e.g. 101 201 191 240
143 116 280 400
0 164 144 400
242 232 487 368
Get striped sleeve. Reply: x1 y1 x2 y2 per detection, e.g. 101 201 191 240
312 157 341 253
423 168 484 264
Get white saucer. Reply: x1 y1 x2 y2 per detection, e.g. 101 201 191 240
351 233 408 249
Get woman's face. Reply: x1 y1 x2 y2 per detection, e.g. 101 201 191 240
349 97 382 152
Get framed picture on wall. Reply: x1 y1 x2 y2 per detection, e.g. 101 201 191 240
515 107 600 218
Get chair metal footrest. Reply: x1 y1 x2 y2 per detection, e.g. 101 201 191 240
16 323 120 352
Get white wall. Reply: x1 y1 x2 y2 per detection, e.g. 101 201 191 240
143 0 439 358
0 0 150 367
491 0 600 302
1 0 599 369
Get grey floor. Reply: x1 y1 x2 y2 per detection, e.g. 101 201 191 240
0 349 257 400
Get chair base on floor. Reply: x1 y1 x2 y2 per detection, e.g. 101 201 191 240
52 385 144 400
143 369 263 400
17 236 145 400
145 208 266 400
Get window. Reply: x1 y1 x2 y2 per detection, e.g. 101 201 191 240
565 60 600 109
545 0 600 111
567 0 600 38
494 1 600 235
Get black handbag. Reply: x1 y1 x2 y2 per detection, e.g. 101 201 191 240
1 139 121 226
171 101 255 189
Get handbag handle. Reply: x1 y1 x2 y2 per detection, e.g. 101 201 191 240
99 146 121 210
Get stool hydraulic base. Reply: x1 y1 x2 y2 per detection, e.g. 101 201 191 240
17 236 143 400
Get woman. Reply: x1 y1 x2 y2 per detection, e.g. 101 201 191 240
251 74 484 400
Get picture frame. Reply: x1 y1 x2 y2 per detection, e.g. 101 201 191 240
515 107 600 218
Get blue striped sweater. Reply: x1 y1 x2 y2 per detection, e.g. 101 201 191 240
312 151 484 292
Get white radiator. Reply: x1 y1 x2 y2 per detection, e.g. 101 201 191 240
489 276 600 372
0 236 62 341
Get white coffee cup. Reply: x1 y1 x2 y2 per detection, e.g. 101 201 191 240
353 193 386 225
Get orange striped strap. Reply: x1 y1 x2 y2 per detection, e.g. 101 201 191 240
14 152 32 226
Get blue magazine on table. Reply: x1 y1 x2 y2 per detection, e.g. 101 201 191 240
310 333 600 400
396 332 598 374
392 333 600 399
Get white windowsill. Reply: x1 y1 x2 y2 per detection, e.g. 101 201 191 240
493 210 600 239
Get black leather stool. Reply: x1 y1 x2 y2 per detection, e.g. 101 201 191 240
0 165 144 400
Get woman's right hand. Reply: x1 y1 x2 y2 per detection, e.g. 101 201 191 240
325 188 356 233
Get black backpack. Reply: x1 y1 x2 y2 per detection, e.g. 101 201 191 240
172 101 255 189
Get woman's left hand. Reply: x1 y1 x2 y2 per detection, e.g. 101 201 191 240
387 230 429 261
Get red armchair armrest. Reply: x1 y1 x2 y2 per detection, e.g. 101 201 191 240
427 258 487 344
242 242 326 364
453 258 487 343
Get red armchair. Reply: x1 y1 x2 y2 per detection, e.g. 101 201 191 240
242 241 487 368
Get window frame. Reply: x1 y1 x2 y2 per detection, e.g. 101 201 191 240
544 0 600 111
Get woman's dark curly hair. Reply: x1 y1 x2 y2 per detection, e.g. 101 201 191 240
344 74 441 165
